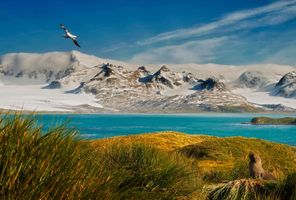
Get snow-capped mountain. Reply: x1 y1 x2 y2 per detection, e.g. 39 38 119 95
273 71 296 98
0 51 130 84
0 51 295 112
236 71 269 89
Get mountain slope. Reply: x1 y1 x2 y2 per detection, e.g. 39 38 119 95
273 71 296 98
0 51 296 112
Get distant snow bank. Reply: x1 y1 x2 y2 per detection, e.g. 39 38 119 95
232 88 296 109
0 84 103 112
0 51 132 84
0 51 131 72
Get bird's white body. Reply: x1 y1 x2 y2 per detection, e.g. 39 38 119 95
64 30 77 39
60 24 80 47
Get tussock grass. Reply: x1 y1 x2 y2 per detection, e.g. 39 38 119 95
99 143 197 199
1 113 296 199
205 179 278 200
178 137 296 178
205 174 296 200
0 113 109 199
95 132 296 174
92 131 209 151
277 173 296 200
0 113 197 199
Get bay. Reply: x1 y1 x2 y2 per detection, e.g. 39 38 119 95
35 113 296 146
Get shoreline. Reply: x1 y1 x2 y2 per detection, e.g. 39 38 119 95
1 108 296 115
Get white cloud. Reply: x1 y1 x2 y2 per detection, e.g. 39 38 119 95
130 37 228 64
263 33 296 65
127 0 296 64
137 0 296 46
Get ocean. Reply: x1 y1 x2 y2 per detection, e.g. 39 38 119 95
35 113 296 146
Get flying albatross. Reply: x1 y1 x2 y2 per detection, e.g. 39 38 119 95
60 24 81 48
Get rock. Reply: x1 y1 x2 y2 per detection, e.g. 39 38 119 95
139 65 186 89
193 77 227 91
238 71 268 88
137 66 150 75
276 71 296 87
261 104 296 112
274 71 296 98
151 66 174 88
182 72 196 83
42 81 61 89
91 64 115 80
15 71 24 78
65 82 85 94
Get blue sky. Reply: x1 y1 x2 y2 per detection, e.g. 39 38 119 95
1 0 296 65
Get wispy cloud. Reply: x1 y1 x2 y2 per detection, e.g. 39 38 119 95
136 0 296 46
128 0 296 64
130 37 228 64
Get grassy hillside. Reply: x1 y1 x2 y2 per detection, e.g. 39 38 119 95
92 132 296 174
251 117 296 125
1 113 296 199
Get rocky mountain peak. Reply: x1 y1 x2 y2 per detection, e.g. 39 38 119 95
182 72 196 83
134 66 150 78
159 65 170 72
194 77 227 91
276 71 296 87
90 64 116 81
3 51 295 112
274 71 296 98
238 71 268 88
101 64 115 77
148 66 176 89
137 66 150 73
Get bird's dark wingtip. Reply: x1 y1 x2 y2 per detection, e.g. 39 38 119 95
73 40 81 48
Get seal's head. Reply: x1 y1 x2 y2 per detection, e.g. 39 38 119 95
248 151 260 163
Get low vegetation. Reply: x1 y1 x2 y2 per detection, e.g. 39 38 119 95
0 113 296 199
251 117 296 125
0 113 197 199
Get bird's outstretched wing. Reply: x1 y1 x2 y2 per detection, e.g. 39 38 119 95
72 39 81 48
60 24 68 33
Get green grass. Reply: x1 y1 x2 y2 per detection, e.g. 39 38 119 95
1 113 296 200
98 143 197 199
178 137 296 181
206 179 278 200
251 117 296 125
0 113 109 199
205 174 296 200
0 113 197 200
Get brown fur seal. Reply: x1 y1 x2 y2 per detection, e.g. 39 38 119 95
248 152 277 180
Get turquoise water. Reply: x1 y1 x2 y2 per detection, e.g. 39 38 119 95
35 114 296 146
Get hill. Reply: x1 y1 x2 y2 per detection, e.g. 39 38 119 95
251 117 296 125
92 131 296 174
